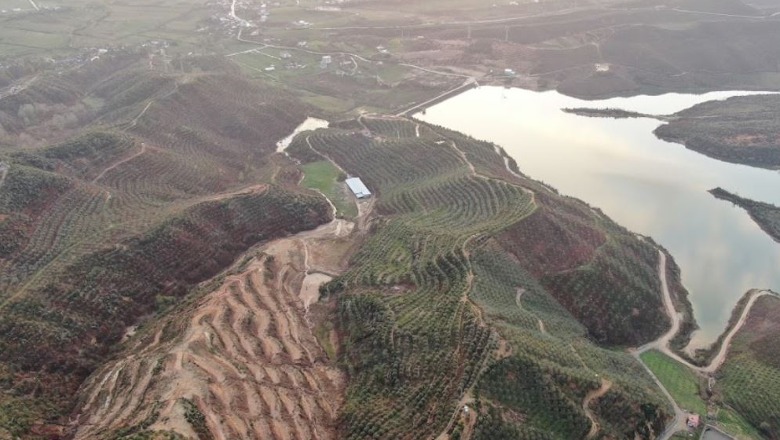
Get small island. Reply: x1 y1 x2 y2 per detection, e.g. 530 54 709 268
562 107 656 119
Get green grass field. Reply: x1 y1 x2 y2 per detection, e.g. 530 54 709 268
301 160 357 219
637 351 763 439
716 407 765 440
640 350 707 415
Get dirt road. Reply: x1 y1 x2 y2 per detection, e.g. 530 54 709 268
637 251 772 374
632 250 692 440
73 215 356 439
92 142 148 183
632 250 775 439
583 379 612 439
700 289 772 374
0 164 8 192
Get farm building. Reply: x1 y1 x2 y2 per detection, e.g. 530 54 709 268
346 177 371 199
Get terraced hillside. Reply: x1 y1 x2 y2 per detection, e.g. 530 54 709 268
718 294 780 439
1 54 692 440
290 116 677 439
73 221 351 440
0 56 332 437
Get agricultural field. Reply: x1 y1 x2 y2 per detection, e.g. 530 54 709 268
2 0 780 437
641 350 707 415
0 55 337 437
285 116 678 439
301 160 357 219
0 0 214 59
73 229 347 440
718 294 780 439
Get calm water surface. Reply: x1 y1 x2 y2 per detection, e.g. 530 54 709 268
417 86 780 349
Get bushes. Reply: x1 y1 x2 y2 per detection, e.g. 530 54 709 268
500 204 670 346
655 94 780 169
0 185 331 434
719 295 780 439
478 356 591 439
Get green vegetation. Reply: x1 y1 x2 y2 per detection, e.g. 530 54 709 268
0 58 333 436
563 107 651 119
299 117 674 439
641 350 707 414
719 295 780 439
499 204 670 346
301 160 357 218
656 95 780 169
181 398 213 440
2 0 777 436
474 243 671 439
711 187 780 243
716 407 766 440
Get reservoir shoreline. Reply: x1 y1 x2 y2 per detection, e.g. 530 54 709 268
416 86 780 351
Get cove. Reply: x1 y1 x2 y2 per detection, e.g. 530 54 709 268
416 86 780 350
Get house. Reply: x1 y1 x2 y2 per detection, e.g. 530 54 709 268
346 177 371 199
687 414 700 429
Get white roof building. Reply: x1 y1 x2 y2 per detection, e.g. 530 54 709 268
345 177 371 199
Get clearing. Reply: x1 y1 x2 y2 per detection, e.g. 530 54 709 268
73 215 359 439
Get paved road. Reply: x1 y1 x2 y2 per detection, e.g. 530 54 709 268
395 77 476 116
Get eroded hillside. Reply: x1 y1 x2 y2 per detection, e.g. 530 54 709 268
0 58 331 437
73 218 357 440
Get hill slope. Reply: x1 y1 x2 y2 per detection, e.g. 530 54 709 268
656 94 780 169
0 57 330 437
290 116 677 439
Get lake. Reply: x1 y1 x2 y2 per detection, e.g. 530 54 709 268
416 86 780 350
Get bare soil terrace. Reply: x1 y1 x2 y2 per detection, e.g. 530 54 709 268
73 216 359 439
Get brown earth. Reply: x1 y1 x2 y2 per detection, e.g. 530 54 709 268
72 217 358 439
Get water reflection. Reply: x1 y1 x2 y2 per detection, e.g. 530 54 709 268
417 86 780 348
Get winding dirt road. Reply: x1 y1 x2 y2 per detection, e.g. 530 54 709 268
699 289 773 374
633 250 776 439
583 379 612 440
638 251 773 374
631 251 695 439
